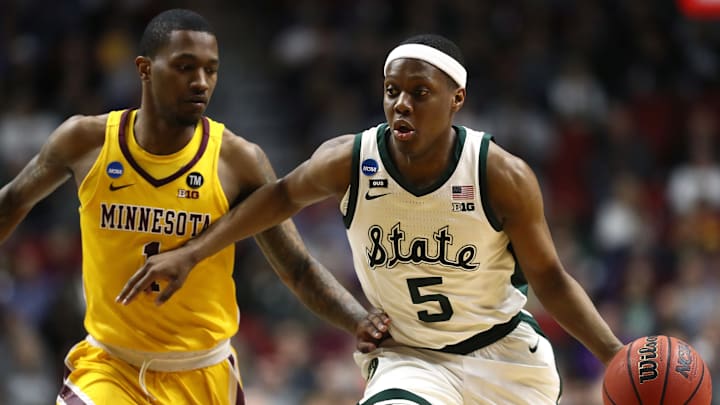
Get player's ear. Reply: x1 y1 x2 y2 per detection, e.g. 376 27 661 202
136 56 151 81
451 88 465 112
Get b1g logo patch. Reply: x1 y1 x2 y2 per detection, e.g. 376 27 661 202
361 159 379 176
106 162 124 178
178 189 200 199
186 172 204 189
452 202 475 212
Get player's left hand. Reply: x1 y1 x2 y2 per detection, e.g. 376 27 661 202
116 248 196 306
356 307 392 353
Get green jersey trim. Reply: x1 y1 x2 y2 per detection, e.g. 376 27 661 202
377 125 467 197
343 131 364 229
479 133 503 231
359 388 433 405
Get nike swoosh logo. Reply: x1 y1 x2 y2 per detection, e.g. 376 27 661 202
109 183 135 191
529 337 540 353
364 191 391 200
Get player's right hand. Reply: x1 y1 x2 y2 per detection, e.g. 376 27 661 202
116 248 197 306
356 307 392 353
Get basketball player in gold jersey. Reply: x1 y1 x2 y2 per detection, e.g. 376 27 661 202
0 9 389 405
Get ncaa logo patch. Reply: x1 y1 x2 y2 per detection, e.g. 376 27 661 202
186 172 204 189
106 162 124 178
361 159 379 176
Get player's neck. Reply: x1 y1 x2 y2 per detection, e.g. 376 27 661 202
388 128 457 190
133 109 196 155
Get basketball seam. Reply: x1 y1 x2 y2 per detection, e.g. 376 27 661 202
627 340 643 405
683 362 707 405
660 336 671 405
603 381 618 405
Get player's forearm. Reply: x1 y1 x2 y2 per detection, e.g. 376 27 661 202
535 273 623 365
255 223 366 333
289 258 366 333
0 213 27 244
187 180 304 264
0 186 31 244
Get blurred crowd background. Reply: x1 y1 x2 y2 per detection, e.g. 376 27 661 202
2 0 720 404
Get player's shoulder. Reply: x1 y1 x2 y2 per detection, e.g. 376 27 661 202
49 113 110 153
218 127 266 163
61 113 108 131
326 121 385 149
304 134 356 167
35 113 111 169
57 113 109 142
486 138 533 179
318 133 356 152
483 137 540 202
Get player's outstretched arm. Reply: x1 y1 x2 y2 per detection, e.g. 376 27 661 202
486 142 624 365
117 135 354 303
0 115 104 243
242 136 390 342
116 134 391 348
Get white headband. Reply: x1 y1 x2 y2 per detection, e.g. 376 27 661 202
383 43 467 88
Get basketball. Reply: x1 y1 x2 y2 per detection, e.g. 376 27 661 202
603 335 712 404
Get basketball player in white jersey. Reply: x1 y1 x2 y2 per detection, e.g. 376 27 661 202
119 34 625 404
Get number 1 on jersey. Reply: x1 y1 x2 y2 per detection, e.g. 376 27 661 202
143 241 161 292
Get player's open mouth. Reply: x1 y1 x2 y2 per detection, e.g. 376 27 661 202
392 121 415 140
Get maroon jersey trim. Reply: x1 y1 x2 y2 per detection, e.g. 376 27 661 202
118 109 210 187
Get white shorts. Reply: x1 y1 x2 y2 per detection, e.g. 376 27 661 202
353 321 561 405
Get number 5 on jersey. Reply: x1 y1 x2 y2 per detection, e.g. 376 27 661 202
407 277 454 322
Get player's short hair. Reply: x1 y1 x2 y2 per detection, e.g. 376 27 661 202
139 9 215 57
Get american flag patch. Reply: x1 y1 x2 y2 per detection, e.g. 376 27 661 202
451 185 475 200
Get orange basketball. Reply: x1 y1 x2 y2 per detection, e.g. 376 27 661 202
603 335 712 404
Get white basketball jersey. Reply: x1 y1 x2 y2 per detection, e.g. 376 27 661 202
342 124 529 350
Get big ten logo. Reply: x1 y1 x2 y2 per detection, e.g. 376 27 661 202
452 202 475 212
178 189 200 199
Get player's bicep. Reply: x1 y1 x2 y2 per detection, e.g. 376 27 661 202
218 133 280 206
283 135 354 206
488 150 561 279
1 125 77 210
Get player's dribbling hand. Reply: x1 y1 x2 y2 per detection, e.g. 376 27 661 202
116 248 196 306
356 308 392 353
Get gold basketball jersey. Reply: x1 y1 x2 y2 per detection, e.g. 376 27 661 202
78 109 236 352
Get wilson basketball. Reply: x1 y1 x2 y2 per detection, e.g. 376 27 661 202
603 335 712 404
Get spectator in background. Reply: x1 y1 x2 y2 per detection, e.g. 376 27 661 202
594 173 653 255
667 106 720 215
